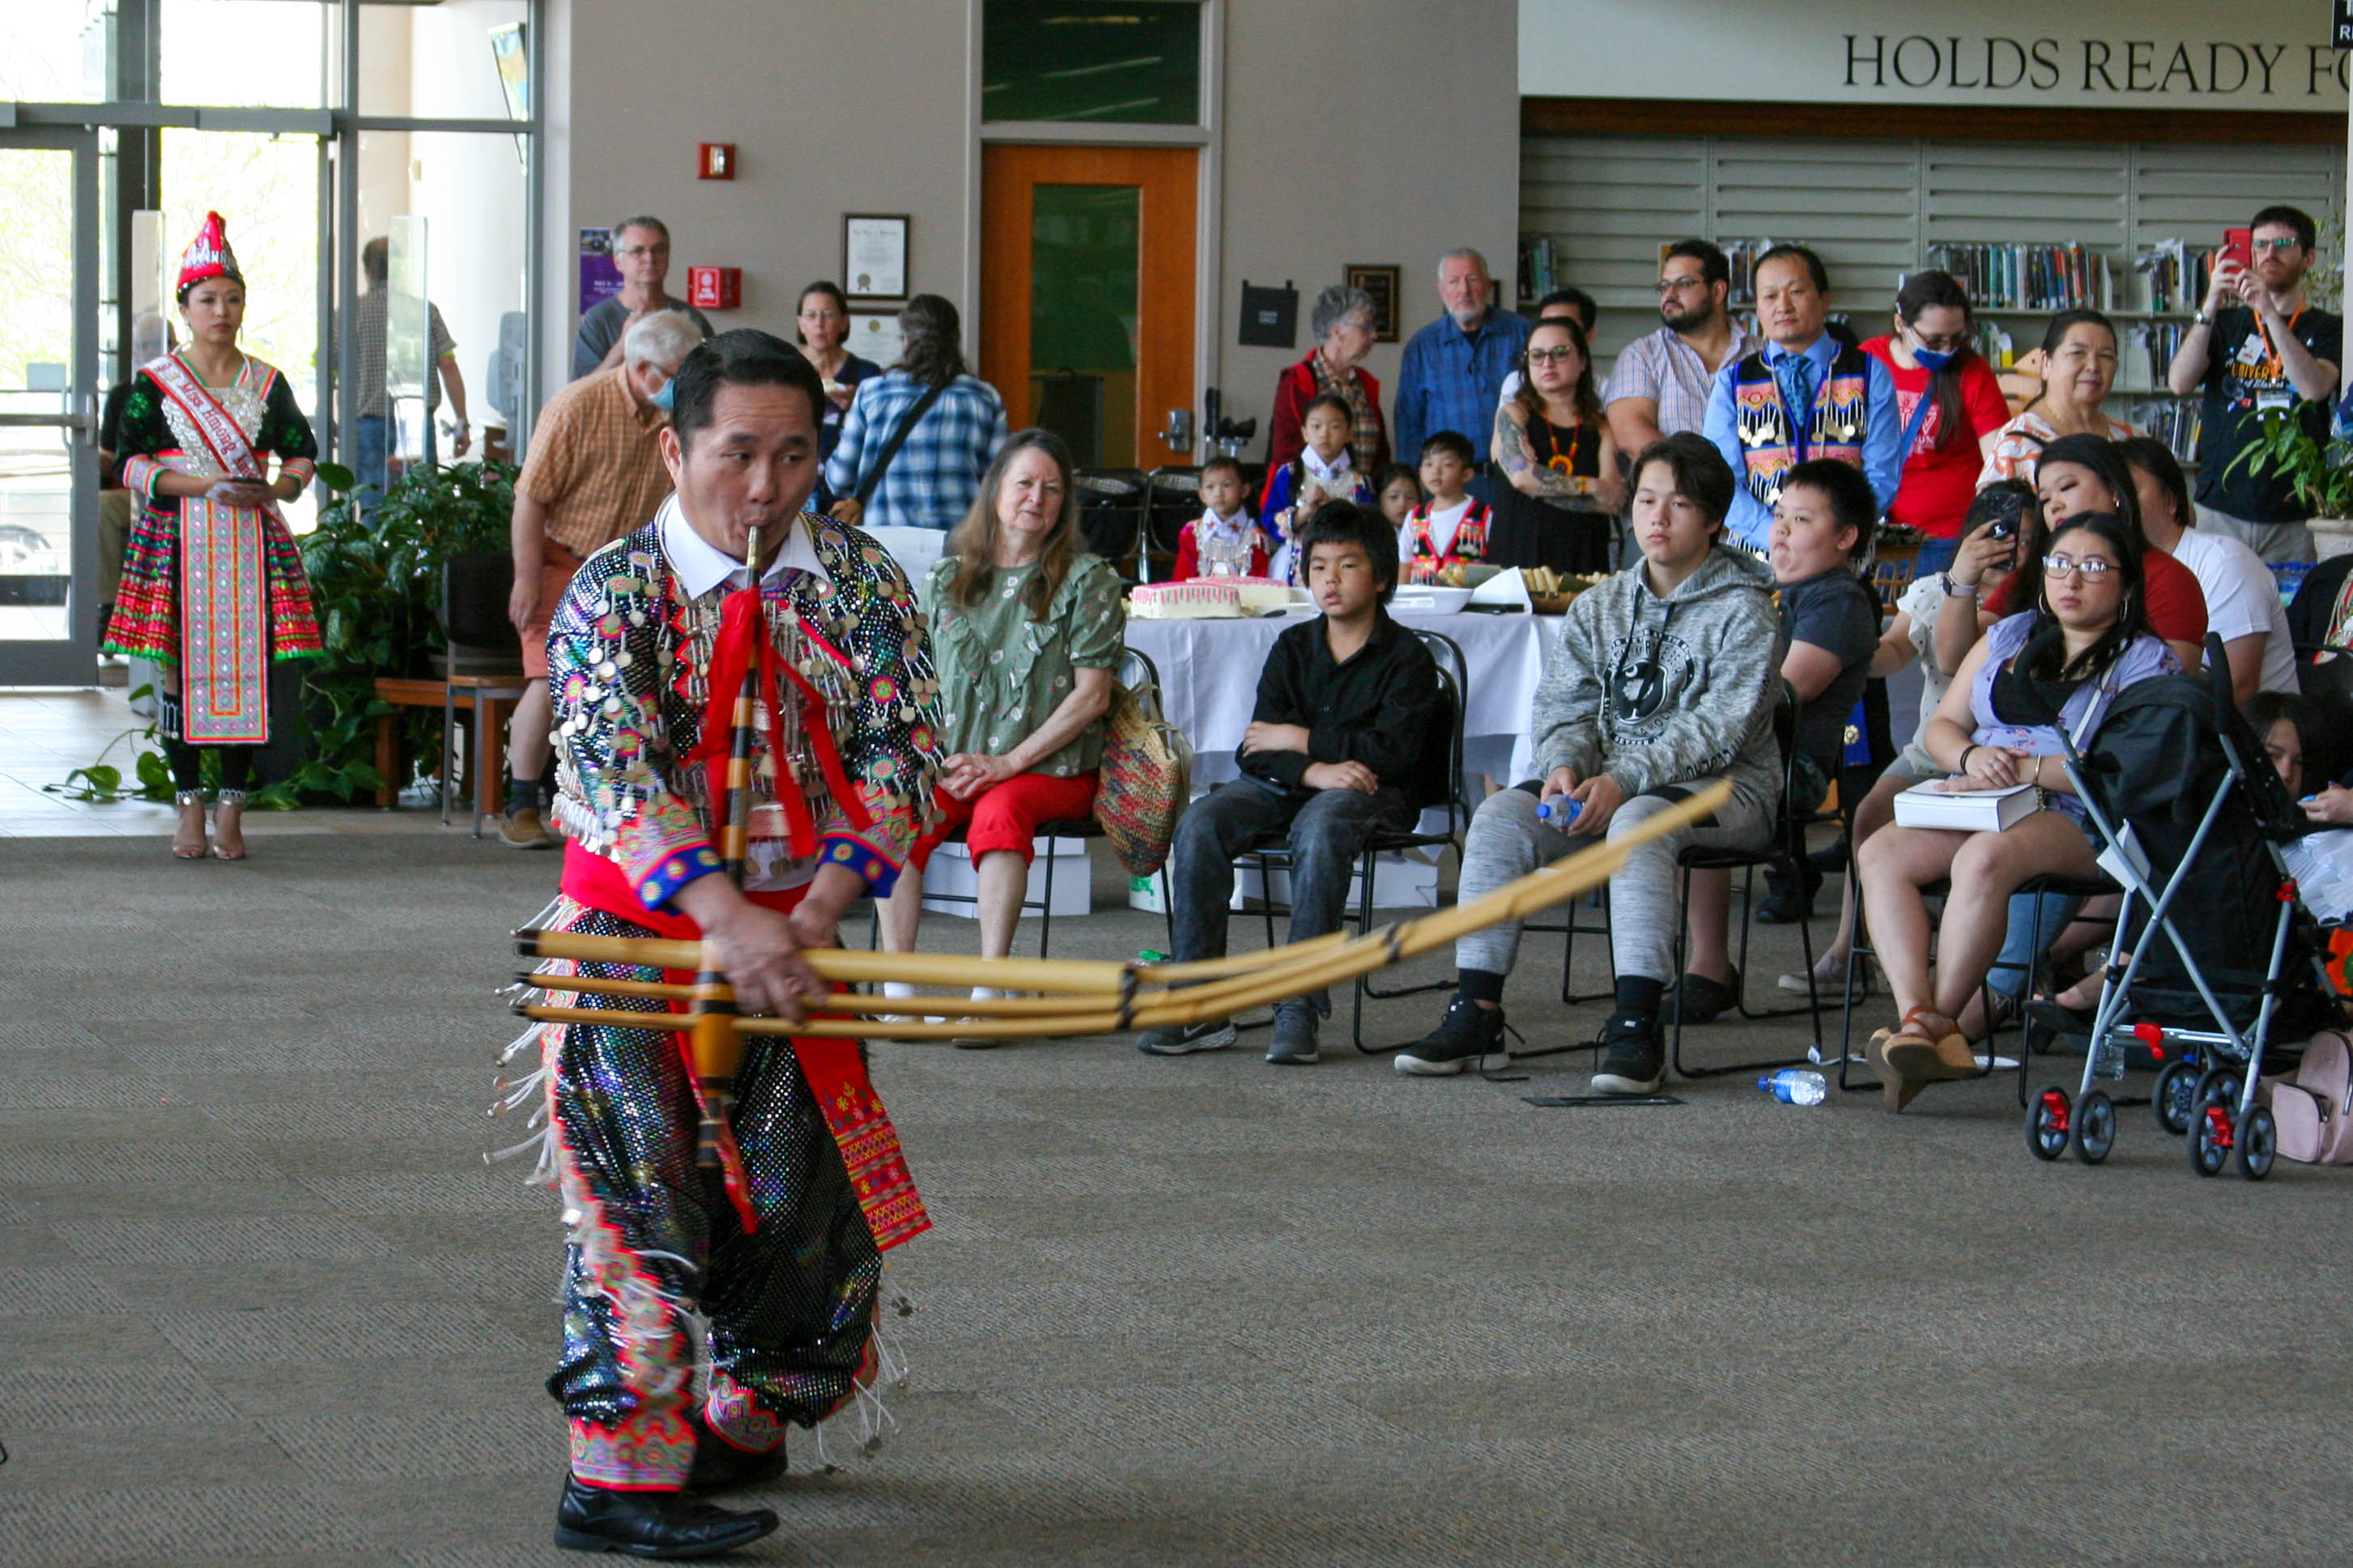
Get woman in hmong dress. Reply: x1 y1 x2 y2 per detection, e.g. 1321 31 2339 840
104 210 322 860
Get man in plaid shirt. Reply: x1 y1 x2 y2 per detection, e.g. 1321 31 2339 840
824 295 1007 531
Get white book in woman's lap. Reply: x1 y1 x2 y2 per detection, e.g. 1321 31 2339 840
1892 780 2045 831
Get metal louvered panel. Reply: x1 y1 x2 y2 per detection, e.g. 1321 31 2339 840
2130 143 2345 252
1519 134 1705 368
1923 143 2130 252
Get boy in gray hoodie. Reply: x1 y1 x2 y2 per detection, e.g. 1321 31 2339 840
1396 433 1784 1093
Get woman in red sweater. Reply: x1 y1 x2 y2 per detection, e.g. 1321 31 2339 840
1860 270 2011 579
1265 285 1389 507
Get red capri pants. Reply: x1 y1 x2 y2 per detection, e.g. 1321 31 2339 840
909 771 1099 873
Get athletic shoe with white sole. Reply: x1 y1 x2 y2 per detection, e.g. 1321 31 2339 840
1394 996 1508 1076
1136 1019 1237 1056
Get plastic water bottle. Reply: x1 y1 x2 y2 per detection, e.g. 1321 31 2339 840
1757 1069 1827 1105
1537 797 1581 826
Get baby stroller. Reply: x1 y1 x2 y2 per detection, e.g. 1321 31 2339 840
2022 635 2341 1179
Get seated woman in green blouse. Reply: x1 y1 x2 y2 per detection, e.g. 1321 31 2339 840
879 429 1124 1022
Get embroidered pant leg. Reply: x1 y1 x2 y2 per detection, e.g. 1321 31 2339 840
541 902 876 1487
695 1032 881 1454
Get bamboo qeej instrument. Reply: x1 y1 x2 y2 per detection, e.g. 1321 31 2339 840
513 777 1734 1047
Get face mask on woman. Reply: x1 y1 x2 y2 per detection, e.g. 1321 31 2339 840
1908 344 1955 372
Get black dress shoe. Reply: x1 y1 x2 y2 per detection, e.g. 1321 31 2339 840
687 1426 787 1492
555 1474 779 1558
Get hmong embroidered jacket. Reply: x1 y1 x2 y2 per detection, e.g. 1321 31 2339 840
548 512 943 913
1402 500 1493 585
1729 344 1871 510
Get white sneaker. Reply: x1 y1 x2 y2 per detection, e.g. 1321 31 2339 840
1778 954 1870 997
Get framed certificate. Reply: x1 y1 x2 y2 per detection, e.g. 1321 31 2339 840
843 214 909 302
848 311 904 368
1347 264 1403 342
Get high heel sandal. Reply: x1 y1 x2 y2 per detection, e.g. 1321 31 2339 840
209 788 248 861
172 790 207 860
1877 1005 1976 1113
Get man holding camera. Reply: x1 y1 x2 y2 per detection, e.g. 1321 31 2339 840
2167 204 2342 565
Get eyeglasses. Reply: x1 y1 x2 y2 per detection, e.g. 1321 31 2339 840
1526 346 1581 364
2042 555 2119 580
1908 329 1972 352
798 308 844 321
2251 236 2306 254
1654 277 1707 295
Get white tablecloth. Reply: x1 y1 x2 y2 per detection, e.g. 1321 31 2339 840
1123 608 1559 787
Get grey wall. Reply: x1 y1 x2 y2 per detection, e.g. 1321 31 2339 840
541 0 1521 445
1213 1 1520 438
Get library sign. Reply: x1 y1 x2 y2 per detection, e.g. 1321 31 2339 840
1517 1 2352 110
1841 35 2350 99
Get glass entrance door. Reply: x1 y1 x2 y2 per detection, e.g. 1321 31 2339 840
0 129 100 686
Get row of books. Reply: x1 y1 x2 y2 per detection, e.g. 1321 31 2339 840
2130 398 2202 463
1926 242 2114 312
2139 240 2219 315
1517 236 1557 304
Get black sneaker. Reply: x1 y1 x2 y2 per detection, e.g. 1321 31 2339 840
1265 1004 1319 1065
1659 967 1741 1026
1136 1018 1236 1056
1395 996 1508 1077
1591 1011 1665 1095
1755 863 1822 924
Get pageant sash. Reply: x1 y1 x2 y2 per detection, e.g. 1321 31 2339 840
146 355 275 744
560 843 930 1251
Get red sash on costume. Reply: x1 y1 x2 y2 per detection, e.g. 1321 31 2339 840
146 353 274 744
560 846 930 1253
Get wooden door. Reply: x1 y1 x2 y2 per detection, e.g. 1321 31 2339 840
981 144 1196 470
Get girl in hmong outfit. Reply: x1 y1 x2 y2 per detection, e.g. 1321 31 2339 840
514 331 942 1558
104 212 322 860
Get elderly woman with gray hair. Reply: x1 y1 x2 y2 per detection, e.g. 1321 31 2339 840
1265 283 1390 506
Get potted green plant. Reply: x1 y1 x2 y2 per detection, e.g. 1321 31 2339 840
2223 406 2353 558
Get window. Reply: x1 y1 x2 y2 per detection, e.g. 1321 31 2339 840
981 1 1202 125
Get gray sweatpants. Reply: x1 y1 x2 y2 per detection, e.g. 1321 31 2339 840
1453 783 1774 984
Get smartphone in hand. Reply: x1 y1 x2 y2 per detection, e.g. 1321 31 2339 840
2220 227 2253 274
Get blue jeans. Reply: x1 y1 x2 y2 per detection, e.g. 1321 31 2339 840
1985 891 2083 1001
354 412 439 516
1167 779 1414 1017
1911 533 1960 580
354 414 389 513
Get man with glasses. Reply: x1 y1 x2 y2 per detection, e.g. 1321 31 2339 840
2166 204 2342 564
1603 240 1760 458
572 215 715 381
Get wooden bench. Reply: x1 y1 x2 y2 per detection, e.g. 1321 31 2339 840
372 674 531 834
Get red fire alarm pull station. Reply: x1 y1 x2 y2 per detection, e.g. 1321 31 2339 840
698 143 735 180
687 266 741 311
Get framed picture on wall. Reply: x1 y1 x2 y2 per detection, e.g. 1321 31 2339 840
1346 264 1402 342
843 214 909 302
848 310 904 369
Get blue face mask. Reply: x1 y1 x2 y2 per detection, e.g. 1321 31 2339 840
651 376 676 411
1910 345 1955 372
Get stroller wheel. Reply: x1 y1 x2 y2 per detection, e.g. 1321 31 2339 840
2189 1099 2234 1178
2071 1090 2117 1165
2235 1104 2278 1182
2027 1086 2071 1162
2191 1066 2242 1117
2153 1060 2202 1137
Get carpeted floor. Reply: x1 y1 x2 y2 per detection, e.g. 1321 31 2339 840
2 828 2348 1566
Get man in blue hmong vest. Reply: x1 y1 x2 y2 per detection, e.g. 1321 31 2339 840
1702 244 1903 552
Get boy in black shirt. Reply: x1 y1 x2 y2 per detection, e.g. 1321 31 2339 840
2166 202 2343 564
1138 503 1440 1065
